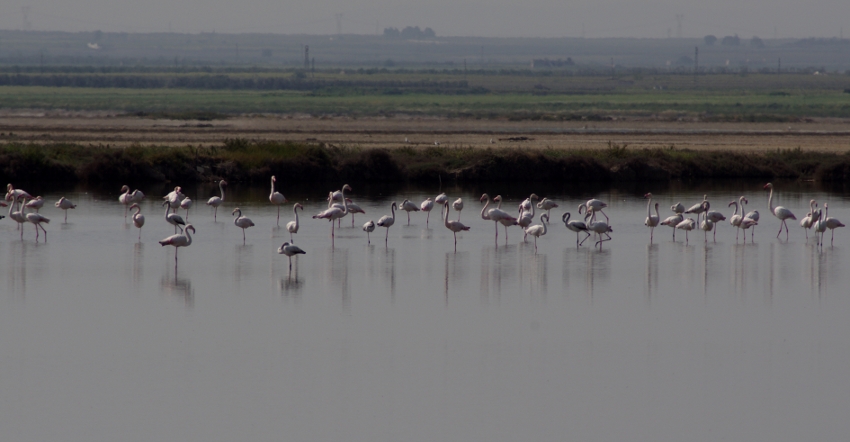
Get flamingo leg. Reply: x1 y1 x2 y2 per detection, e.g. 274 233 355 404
426 212 430 226
277 206 281 226
289 256 293 270
385 227 389 244
407 212 411 225
243 229 246 244
34 224 39 241
533 236 537 252
832 230 835 246
64 211 68 223
579 232 592 246
367 232 371 245
290 232 294 243
139 228 142 241
214 207 218 221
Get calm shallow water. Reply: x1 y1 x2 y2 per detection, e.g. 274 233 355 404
1 182 850 442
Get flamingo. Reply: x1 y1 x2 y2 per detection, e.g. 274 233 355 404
270 176 287 225
822 203 845 246
163 200 186 233
119 185 134 217
740 218 759 242
232 208 255 244
685 195 708 216
702 201 726 242
743 207 759 242
24 196 44 212
376 202 397 244
524 213 549 252
537 198 558 218
344 199 365 227
660 213 684 241
130 189 145 202
401 199 420 225
700 212 714 243
814 209 827 246
435 193 448 216
55 197 76 222
9 196 26 238
675 217 696 244
764 183 796 240
644 193 660 242
517 202 536 242
130 203 145 241
562 212 590 247
452 197 464 221
728 197 744 242
278 242 306 270
671 202 685 215
493 196 518 241
444 201 471 251
206 180 227 221
420 198 434 226
363 220 376 244
480 193 517 242
5 184 31 203
180 197 193 220
799 199 818 239
25 201 49 242
285 203 303 243
587 217 613 249
519 193 539 213
159 224 195 268
312 184 351 241
163 186 183 213
583 198 608 223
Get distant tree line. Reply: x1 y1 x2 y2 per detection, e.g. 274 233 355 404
383 26 436 39
0 74 475 92
703 34 764 47
532 58 575 67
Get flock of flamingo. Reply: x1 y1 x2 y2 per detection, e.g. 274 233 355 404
2 180 845 270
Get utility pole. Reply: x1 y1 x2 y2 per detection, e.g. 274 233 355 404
304 45 309 69
694 46 698 84
777 58 781 75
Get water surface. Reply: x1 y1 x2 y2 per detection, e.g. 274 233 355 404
1 182 849 442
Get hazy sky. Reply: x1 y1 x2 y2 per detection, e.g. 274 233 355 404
2 0 848 39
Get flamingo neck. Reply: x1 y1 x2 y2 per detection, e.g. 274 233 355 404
340 187 348 215
767 187 775 212
540 215 548 235
219 183 225 201
480 196 490 220
271 178 275 196
184 228 193 245
391 203 396 219
646 197 652 216
654 204 659 219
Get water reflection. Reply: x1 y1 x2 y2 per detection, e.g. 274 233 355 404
160 273 194 308
322 247 350 309
133 242 144 286
279 262 305 301
233 244 254 282
443 251 468 305
644 243 659 304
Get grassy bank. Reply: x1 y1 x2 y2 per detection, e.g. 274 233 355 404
3 140 850 186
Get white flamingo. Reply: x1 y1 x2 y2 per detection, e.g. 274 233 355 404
671 202 685 214
344 199 365 227
675 217 696 244
582 198 608 223
644 193 660 242
5 184 31 203
180 197 193 220
587 217 613 249
232 208 255 244
363 220 376 244
376 202 397 244
25 201 50 242
55 197 76 222
493 196 518 241
130 189 145 203
420 198 434 226
270 176 287 225
517 202 536 242
822 203 845 246
562 212 590 247
444 201 471 251
401 199 420 225
9 196 26 238
119 185 134 217
435 193 448 216
740 218 758 242
537 198 558 218
660 213 684 241
278 242 306 270
764 183 796 240
702 201 726 242
700 212 714 243
206 180 227 221
728 197 745 242
285 203 303 243
519 193 539 213
452 197 464 221
24 196 44 212
524 213 549 252
685 195 708 216
312 184 351 240
814 209 827 246
163 186 183 213
480 193 517 242
159 224 195 268
799 199 818 239
130 203 145 241
163 200 186 233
